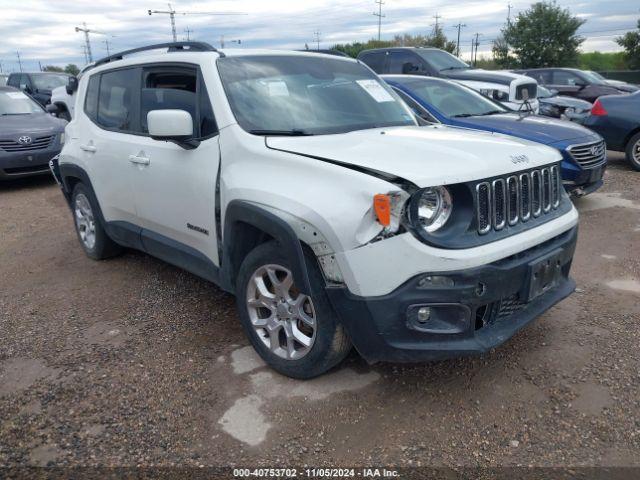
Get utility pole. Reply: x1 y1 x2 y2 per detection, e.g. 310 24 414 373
453 23 466 57
39 61 43 72
507 3 514 24
373 0 385 42
432 13 442 35
103 39 112 56
81 45 88 64
473 33 482 66
75 22 108 63
184 27 193 41
313 30 321 51
148 3 246 42
0 60 3 73
16 51 22 72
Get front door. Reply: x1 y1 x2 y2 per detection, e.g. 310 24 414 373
129 64 221 268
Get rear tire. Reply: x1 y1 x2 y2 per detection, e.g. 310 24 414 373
625 132 640 171
235 241 351 379
71 183 122 260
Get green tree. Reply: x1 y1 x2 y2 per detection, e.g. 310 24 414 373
499 1 585 68
617 20 640 69
492 34 516 68
42 65 64 72
64 64 80 76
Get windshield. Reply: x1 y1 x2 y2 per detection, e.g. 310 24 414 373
415 50 469 71
537 86 553 98
394 78 508 118
0 90 43 115
580 71 606 85
217 55 417 135
31 74 69 91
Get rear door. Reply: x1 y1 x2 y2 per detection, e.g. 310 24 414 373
81 68 141 231
129 63 221 268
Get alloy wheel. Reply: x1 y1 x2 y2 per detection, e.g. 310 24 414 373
74 193 96 250
246 264 317 360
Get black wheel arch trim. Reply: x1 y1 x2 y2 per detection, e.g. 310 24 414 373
221 200 313 295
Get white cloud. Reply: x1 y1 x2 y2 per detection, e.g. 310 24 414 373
0 0 635 72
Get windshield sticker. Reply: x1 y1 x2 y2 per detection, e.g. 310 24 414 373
267 81 289 97
356 79 395 103
6 92 29 100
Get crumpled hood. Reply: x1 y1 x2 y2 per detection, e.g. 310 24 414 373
266 125 562 187
453 113 596 145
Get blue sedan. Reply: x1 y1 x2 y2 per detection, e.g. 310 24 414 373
383 75 607 196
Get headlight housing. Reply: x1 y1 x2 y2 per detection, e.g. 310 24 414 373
479 88 510 102
408 186 453 234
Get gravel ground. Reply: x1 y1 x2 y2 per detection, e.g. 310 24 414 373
0 152 639 473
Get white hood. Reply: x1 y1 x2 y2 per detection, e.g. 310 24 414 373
266 125 562 188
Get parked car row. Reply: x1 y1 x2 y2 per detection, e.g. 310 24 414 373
383 75 606 195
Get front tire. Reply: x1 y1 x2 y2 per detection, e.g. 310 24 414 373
625 132 640 171
235 241 351 379
71 183 122 260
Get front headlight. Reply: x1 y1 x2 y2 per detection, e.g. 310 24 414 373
409 186 453 233
479 89 509 102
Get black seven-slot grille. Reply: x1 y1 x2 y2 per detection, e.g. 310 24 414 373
0 135 54 152
567 140 606 168
476 165 561 235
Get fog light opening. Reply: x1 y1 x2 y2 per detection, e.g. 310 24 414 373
417 307 431 324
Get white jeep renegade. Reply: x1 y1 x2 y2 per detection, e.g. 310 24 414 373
51 42 579 379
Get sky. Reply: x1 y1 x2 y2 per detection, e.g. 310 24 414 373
0 0 638 72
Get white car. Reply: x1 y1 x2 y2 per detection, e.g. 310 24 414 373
51 42 579 378
50 83 76 121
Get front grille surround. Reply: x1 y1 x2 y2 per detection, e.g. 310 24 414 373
476 165 562 235
0 135 55 152
567 140 606 168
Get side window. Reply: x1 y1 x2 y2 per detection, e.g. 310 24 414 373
526 71 549 84
360 53 386 73
388 51 422 74
7 75 18 88
97 68 138 131
140 66 217 139
84 74 100 121
552 71 580 86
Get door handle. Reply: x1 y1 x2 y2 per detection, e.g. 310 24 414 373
128 155 150 166
80 144 97 153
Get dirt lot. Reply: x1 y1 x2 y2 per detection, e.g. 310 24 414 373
1 153 639 472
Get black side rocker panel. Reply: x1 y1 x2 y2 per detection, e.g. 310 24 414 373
221 200 313 295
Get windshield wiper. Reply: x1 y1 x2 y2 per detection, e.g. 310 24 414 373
248 129 314 136
440 66 469 72
453 110 503 118
1 113 30 116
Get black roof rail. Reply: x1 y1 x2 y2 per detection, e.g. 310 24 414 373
87 41 222 71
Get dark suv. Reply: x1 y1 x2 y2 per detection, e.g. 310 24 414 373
516 68 625 104
6 72 71 106
358 47 539 111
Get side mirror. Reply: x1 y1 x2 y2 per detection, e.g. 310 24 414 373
66 77 79 95
402 62 419 74
46 104 59 115
148 110 199 150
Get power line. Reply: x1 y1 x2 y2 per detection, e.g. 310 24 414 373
373 0 385 41
75 22 108 63
148 3 247 42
